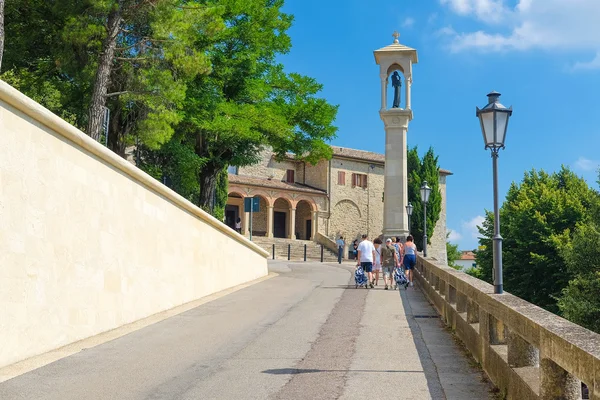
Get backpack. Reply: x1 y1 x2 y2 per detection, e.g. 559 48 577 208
381 245 395 266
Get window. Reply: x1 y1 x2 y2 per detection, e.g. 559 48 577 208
337 171 346 185
227 165 238 175
286 169 295 183
351 173 368 189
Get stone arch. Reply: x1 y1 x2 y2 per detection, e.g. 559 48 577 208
227 189 246 198
330 199 363 242
247 189 274 207
386 63 405 77
272 197 292 238
273 197 292 209
295 200 314 240
291 195 318 211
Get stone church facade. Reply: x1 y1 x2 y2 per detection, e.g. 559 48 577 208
225 146 451 263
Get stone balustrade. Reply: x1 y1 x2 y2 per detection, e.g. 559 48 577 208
415 256 600 400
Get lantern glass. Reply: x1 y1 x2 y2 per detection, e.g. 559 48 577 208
420 182 431 204
406 203 413 216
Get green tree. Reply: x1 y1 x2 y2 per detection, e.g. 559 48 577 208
3 0 220 154
446 234 462 270
475 167 598 313
407 146 442 251
447 247 461 270
168 0 338 213
558 221 600 333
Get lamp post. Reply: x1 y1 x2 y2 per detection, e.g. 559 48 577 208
476 91 513 294
420 182 431 257
406 202 413 235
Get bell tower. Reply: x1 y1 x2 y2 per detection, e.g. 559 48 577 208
374 32 418 240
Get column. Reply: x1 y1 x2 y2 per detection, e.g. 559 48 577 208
267 205 274 238
311 211 318 240
405 75 412 110
288 207 296 239
380 111 410 239
380 74 387 110
242 210 249 236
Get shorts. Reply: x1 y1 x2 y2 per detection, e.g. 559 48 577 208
373 263 382 271
361 262 373 273
382 266 393 277
403 254 416 270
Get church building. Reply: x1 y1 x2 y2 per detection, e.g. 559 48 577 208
225 146 451 263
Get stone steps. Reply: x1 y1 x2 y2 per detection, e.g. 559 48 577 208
250 237 339 261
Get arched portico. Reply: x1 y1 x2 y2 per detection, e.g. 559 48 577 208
295 200 317 240
273 198 292 238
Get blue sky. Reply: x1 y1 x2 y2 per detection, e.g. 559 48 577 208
280 0 600 250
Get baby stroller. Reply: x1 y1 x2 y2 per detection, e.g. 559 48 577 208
354 265 368 288
394 267 409 290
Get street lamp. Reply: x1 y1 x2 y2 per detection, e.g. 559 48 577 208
419 181 431 257
406 202 413 235
476 91 513 294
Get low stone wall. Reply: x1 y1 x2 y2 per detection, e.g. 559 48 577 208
0 81 269 369
415 256 600 400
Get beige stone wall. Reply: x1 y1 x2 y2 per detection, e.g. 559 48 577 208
326 157 385 241
428 174 448 264
0 82 268 369
238 149 301 183
304 160 329 191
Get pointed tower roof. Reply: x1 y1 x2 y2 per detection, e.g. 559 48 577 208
374 31 418 64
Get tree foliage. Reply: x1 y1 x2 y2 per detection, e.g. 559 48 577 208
446 236 461 270
145 0 338 213
474 167 599 313
3 0 337 219
3 0 220 153
407 146 442 251
557 215 600 333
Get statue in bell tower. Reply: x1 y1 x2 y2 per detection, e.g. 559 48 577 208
391 71 402 108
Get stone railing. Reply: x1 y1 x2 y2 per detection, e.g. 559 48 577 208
315 232 340 256
415 256 600 400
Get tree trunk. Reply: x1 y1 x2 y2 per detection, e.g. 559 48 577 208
87 1 123 141
199 167 219 214
0 0 5 72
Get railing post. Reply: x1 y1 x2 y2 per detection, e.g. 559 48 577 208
288 243 291 260
321 244 324 262
304 244 307 262
272 244 275 260
540 357 581 400
507 332 538 368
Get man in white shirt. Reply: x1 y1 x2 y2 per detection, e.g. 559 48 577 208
336 236 345 264
357 234 376 288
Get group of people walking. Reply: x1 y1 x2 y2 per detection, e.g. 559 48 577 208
348 234 416 289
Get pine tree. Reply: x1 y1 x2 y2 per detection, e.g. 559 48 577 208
407 146 442 251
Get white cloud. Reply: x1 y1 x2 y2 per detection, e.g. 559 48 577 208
440 0 508 23
439 0 600 68
574 157 600 172
402 17 415 29
572 53 600 71
461 215 485 239
447 229 462 243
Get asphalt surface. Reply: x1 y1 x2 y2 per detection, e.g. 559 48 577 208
0 261 491 400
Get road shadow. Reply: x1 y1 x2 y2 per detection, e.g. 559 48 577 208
396 284 446 399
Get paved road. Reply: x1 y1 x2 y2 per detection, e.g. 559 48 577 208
0 261 491 399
